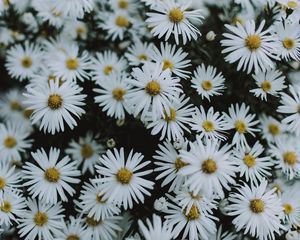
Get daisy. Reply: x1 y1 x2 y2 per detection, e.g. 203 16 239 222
145 94 195 141
146 0 203 45
223 103 260 149
0 122 32 163
22 147 81 204
109 0 139 14
93 73 132 120
5 41 43 81
0 88 25 121
0 162 22 196
149 42 191 79
190 64 225 101
277 85 300 136
62 20 88 40
66 132 105 174
226 180 284 240
127 62 182 121
78 180 121 221
18 198 64 240
259 114 285 143
94 148 154 210
52 0 94 18
179 136 237 198
153 140 188 192
138 214 173 240
221 20 279 73
232 141 273 185
125 40 154 66
47 43 91 82
23 80 86 135
250 69 286 101
90 50 127 83
190 106 227 141
55 216 89 240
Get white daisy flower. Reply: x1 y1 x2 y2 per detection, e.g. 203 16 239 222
226 180 284 240
22 147 81 204
138 214 173 240
153 140 188 192
55 216 89 240
94 148 154 210
146 0 203 45
221 20 279 73
90 50 127 83
23 80 86 135
190 106 227 141
0 122 32 163
232 141 273 185
223 103 260 149
52 0 94 18
259 114 285 143
78 180 121 221
179 136 237 198
208 225 237 240
145 94 195 141
62 20 88 40
125 39 154 66
109 0 139 14
250 69 286 101
0 88 25 121
149 42 191 79
5 41 43 81
127 62 182 121
66 132 105 174
94 73 132 120
18 198 64 240
190 64 225 101
277 85 300 136
0 162 22 196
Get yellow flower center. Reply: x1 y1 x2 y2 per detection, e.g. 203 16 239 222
86 217 101 227
185 205 200 220
243 154 256 168
268 123 280 136
34 212 48 226
44 167 60 183
245 34 261 51
1 201 12 213
163 108 177 122
118 0 128 9
145 80 161 96
66 235 80 240
202 159 217 174
4 136 17 148
232 17 244 25
76 26 86 35
169 8 184 23
235 120 247 134
96 194 106 203
249 199 265 213
261 81 272 92
3 0 10 6
273 183 282 195
66 58 79 70
201 80 213 91
174 157 188 170
112 88 126 101
115 16 129 27
189 192 202 200
23 108 34 119
103 65 113 75
283 38 295 49
162 59 174 70
202 120 215 132
10 101 22 111
48 94 63 110
21 56 33 68
283 151 297 166
0 177 6 189
287 0 298 8
116 168 133 184
138 54 148 61
81 144 94 159
283 203 294 215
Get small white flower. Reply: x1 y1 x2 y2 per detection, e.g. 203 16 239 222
154 197 168 211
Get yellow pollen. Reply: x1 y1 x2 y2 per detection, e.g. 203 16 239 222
202 159 217 174
1 201 12 213
76 26 86 35
48 94 63 110
201 80 213 91
118 0 128 9
51 7 61 17
81 144 94 159
116 168 133 184
287 0 298 8
245 35 261 51
261 81 272 92
283 151 297 166
232 17 244 25
138 54 148 61
23 108 33 119
96 194 106 203
283 203 294 214
268 123 280 136
86 217 101 227
243 154 256 168
202 120 215 132
66 58 79 70
112 88 126 101
163 108 177 122
235 120 247 134
282 38 295 49
185 205 200 220
249 199 265 213
3 0 10 6
169 8 184 23
4 136 17 149
145 80 161 96
115 16 129 27
103 65 113 75
21 56 33 68
66 235 80 240
10 101 22 111
0 177 6 189
44 167 60 183
273 184 282 195
34 212 48 226
174 157 188 170
162 59 174 70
